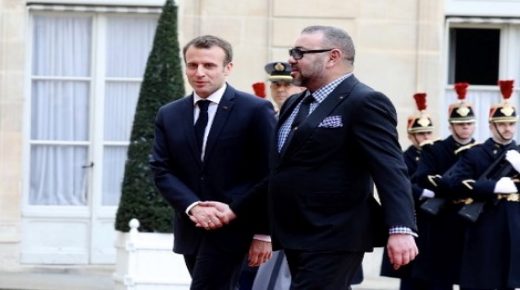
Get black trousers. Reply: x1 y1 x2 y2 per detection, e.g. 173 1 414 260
184 237 246 290
285 249 364 290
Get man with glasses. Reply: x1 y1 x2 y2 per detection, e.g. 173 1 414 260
256 25 418 289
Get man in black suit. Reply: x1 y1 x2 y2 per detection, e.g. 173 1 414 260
266 25 418 289
200 26 418 289
150 35 276 290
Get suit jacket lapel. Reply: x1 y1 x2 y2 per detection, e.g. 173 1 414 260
204 85 235 161
280 75 360 158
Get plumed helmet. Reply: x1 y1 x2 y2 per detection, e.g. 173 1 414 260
251 82 266 98
489 80 517 123
407 92 434 133
448 82 476 123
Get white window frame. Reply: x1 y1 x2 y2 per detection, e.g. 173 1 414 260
28 0 166 7
23 9 158 219
441 17 520 141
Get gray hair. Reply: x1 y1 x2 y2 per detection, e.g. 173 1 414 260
301 26 355 63
183 35 233 65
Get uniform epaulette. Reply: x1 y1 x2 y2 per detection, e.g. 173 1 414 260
454 142 479 155
419 138 441 148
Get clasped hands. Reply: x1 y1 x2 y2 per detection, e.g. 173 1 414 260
189 201 273 266
189 201 237 230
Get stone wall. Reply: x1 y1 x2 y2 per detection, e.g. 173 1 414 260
179 0 444 142
0 0 444 270
0 0 26 269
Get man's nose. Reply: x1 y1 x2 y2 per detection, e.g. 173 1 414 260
195 65 205 76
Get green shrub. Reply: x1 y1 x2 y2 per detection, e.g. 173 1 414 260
115 0 185 232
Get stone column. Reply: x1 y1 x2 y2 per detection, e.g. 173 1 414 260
0 0 26 270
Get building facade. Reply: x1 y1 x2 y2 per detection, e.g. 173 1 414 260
0 0 519 271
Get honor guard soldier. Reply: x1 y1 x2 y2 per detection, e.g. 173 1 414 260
263 62 304 112
412 83 477 289
444 80 520 290
381 93 435 290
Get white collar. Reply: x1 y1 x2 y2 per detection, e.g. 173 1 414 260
193 83 227 105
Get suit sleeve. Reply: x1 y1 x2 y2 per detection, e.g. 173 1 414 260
149 107 200 213
352 92 417 231
230 100 276 234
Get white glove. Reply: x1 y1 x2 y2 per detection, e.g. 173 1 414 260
506 150 520 173
420 188 435 199
494 177 517 194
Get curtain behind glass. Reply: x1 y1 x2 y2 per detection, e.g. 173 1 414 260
102 16 157 205
30 16 91 205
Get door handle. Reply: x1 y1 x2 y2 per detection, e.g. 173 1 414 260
82 162 94 168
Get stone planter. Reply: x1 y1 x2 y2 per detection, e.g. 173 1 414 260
113 219 190 290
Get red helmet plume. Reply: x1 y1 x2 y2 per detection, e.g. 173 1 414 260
413 93 427 111
252 82 266 98
498 80 514 100
454 82 469 100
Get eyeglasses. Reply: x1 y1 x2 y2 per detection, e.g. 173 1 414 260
289 48 333 60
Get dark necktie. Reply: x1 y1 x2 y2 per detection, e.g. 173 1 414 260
291 94 315 129
194 100 211 156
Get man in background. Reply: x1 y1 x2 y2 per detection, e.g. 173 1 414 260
381 92 435 290
265 61 305 112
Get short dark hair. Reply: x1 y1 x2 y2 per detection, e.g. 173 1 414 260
302 25 355 63
182 35 233 65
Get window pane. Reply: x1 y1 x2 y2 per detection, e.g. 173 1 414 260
105 16 157 78
448 28 500 85
31 80 89 141
32 15 91 77
102 146 128 206
104 82 140 141
30 145 89 205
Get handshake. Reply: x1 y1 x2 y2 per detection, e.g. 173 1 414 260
189 201 237 230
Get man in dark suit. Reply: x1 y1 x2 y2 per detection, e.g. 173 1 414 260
210 26 418 290
150 35 276 290
266 25 418 289
200 26 418 289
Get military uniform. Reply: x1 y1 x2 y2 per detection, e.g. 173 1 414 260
411 83 476 288
381 93 434 290
444 80 520 289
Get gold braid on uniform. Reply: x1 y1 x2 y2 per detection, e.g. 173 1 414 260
454 142 479 155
